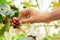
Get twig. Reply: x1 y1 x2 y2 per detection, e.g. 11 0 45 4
35 0 40 10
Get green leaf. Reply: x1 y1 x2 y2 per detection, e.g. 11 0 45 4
0 23 3 29
0 3 14 37
27 4 37 7
18 33 26 38
47 35 53 40
42 37 48 40
0 15 3 23
5 1 12 5
4 20 10 32
25 4 37 8
0 0 12 5
0 19 10 36
0 0 6 4
12 35 18 40
0 36 6 40
0 3 14 17
51 2 60 8
13 6 19 17
27 37 34 40
19 37 34 40
54 24 59 28
13 6 19 11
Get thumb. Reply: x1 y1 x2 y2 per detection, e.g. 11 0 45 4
20 18 31 23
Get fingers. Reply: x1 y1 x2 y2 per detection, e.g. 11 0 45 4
18 9 30 20
18 8 34 23
20 17 33 23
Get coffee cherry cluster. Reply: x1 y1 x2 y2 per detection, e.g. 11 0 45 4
12 17 20 28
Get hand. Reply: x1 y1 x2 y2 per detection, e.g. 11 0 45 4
18 8 49 23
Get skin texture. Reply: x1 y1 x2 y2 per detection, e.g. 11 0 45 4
18 8 60 23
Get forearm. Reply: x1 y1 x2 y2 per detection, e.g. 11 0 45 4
43 7 60 23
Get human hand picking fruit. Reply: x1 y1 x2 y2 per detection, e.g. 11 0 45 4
12 17 21 28
18 8 50 23
18 8 60 23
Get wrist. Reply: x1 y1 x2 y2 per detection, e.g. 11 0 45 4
41 12 51 23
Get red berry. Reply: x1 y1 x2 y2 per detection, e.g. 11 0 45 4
12 17 20 28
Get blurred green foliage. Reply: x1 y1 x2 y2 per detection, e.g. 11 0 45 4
12 32 34 40
0 0 13 5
